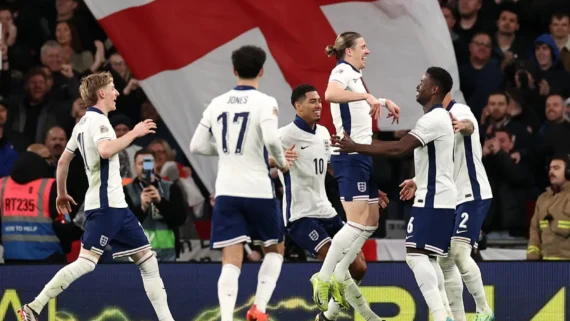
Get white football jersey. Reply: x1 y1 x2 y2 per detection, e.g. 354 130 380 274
65 107 127 210
329 61 372 151
408 106 456 209
278 117 337 224
201 86 279 199
448 101 492 204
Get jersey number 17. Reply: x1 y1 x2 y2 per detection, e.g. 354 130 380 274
217 112 250 154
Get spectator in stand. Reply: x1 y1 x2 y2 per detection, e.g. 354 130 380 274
480 91 531 151
8 67 68 143
459 32 505 121
110 113 141 179
0 5 34 75
534 94 570 188
530 34 570 101
44 126 66 164
0 103 18 177
0 144 83 264
453 0 493 64
137 100 188 164
550 12 570 72
39 40 80 102
106 51 145 123
64 97 86 138
55 20 105 74
124 149 188 261
441 4 469 65
53 0 106 50
492 4 531 76
528 155 570 260
482 129 533 237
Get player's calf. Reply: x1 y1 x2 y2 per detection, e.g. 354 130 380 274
22 249 99 319
406 250 448 321
218 244 244 321
438 254 466 321
449 240 492 316
132 250 174 321
250 243 284 315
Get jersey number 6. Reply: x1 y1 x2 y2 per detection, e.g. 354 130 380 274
217 112 250 154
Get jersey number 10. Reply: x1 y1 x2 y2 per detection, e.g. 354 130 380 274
217 112 250 154
313 158 325 175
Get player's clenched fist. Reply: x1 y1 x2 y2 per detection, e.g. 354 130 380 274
132 119 157 137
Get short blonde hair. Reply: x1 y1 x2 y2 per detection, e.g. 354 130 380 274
79 71 113 106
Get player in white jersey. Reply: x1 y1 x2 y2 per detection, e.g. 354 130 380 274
18 72 175 321
278 84 386 321
401 95 495 321
189 45 291 321
337 67 457 321
312 31 401 311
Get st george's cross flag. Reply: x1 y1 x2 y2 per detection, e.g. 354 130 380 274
84 0 464 192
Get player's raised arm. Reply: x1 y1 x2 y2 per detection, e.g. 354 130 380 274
190 106 218 156
260 102 287 171
97 119 156 159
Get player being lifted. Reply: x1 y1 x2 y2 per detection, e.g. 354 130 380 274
279 84 386 321
189 45 293 321
311 31 401 311
336 67 457 321
18 72 175 321
400 93 495 321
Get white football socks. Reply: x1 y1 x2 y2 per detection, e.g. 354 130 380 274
430 257 453 319
318 222 363 281
254 252 283 313
451 241 491 314
218 264 241 321
333 225 375 281
29 253 97 313
439 254 466 321
137 252 174 321
406 253 447 321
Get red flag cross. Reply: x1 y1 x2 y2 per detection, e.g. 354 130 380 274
98 0 378 135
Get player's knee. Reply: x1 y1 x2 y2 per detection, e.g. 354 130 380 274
349 254 367 281
136 251 159 277
450 241 472 270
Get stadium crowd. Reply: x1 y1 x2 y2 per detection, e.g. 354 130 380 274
1 0 570 263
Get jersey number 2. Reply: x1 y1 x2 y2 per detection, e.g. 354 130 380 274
217 112 250 154
77 132 90 171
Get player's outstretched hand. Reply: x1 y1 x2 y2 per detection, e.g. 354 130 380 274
132 119 157 137
56 194 77 215
333 130 357 153
399 179 416 201
386 99 400 124
285 144 299 166
378 190 390 209
366 94 381 120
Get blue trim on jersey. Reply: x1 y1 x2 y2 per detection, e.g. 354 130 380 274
337 60 359 73
87 107 104 115
426 103 443 113
463 135 482 200
340 103 351 135
283 171 292 222
100 157 109 208
234 85 256 91
426 142 436 208
293 116 316 134
447 100 456 109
